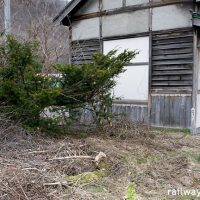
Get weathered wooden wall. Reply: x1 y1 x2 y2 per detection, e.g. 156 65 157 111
194 28 200 133
78 103 148 125
71 39 101 64
151 28 193 93
70 1 193 41
113 103 148 123
68 0 195 129
150 94 192 128
196 94 200 129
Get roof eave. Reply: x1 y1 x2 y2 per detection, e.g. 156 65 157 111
53 0 86 26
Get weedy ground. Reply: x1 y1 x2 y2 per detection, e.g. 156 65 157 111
0 120 200 200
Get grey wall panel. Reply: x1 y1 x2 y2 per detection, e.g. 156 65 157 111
72 18 100 41
71 39 101 64
152 4 192 31
75 0 99 16
126 0 149 6
112 104 148 123
78 104 148 125
150 95 192 128
102 10 149 37
102 0 123 10
151 28 193 93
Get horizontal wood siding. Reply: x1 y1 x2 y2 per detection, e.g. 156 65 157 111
150 95 192 128
71 39 101 64
152 28 193 93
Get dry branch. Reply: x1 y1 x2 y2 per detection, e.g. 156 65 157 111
49 155 94 161
43 181 69 187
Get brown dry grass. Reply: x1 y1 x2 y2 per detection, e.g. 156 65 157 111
0 119 200 200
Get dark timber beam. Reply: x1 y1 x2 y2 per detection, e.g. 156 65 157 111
72 0 193 22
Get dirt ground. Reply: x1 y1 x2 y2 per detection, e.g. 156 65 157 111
0 122 200 200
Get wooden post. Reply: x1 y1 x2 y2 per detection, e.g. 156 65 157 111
192 3 199 135
192 29 198 135
148 0 153 128
99 0 103 53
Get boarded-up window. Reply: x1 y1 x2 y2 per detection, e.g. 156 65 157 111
152 28 193 93
104 37 149 101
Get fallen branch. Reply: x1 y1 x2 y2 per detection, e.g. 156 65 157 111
21 150 51 155
22 168 41 171
43 181 70 187
0 194 7 198
49 156 93 161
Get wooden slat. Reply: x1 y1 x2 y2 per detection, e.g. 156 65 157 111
152 34 193 41
152 88 192 94
153 37 193 45
152 80 192 86
152 43 193 50
153 48 193 56
71 39 101 64
153 60 192 66
153 65 192 71
151 29 193 91
181 75 193 80
153 28 193 37
152 76 181 81
72 55 93 59
152 53 193 61
72 48 100 53
152 70 192 75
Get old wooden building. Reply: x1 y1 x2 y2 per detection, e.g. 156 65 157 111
54 0 200 133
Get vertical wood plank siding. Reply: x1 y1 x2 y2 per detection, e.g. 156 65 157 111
71 39 101 64
150 95 192 128
151 28 193 93
112 104 148 123
78 104 148 125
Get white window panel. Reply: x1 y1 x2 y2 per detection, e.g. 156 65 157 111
103 37 149 63
114 65 149 101
104 37 149 101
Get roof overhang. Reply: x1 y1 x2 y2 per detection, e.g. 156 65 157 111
53 0 87 26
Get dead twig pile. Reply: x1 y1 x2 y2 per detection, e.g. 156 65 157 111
0 118 100 200
0 118 200 200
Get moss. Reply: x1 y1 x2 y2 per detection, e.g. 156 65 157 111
195 153 200 162
161 198 167 200
151 127 191 135
90 185 105 193
125 182 137 200
66 170 108 185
